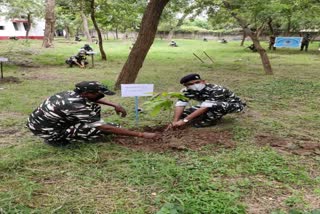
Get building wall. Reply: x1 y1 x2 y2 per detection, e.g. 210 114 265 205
0 16 45 40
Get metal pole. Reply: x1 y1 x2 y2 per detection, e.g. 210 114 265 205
91 54 94 68
1 62 3 79
134 96 139 125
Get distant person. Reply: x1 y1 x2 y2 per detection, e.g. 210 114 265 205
220 38 228 43
203 38 208 42
247 44 257 52
169 40 178 47
27 81 158 146
91 36 98 44
81 44 94 53
167 74 245 128
269 35 276 50
75 35 81 42
300 33 311 51
65 49 88 68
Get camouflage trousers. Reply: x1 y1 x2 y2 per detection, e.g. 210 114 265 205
28 122 119 146
182 102 245 127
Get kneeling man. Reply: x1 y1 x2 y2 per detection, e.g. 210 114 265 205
27 81 157 146
170 74 245 128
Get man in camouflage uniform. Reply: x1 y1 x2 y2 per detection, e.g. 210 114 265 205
81 44 94 52
170 74 245 128
300 33 311 52
65 49 88 68
27 81 157 146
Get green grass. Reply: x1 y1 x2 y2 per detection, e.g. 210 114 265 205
0 38 319 213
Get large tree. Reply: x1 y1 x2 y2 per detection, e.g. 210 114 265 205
79 0 92 43
95 0 146 40
55 3 76 40
161 0 199 40
42 0 55 48
56 0 93 42
222 0 273 75
115 0 170 89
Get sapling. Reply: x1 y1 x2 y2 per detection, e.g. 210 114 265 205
143 92 187 123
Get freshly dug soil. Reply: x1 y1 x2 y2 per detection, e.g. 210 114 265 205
112 126 235 152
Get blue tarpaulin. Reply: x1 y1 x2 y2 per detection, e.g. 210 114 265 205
274 37 302 48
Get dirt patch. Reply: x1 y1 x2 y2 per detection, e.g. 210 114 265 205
255 134 320 156
0 76 21 84
0 128 28 147
9 60 39 68
112 126 235 152
0 129 19 136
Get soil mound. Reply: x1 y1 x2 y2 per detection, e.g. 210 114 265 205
113 126 235 152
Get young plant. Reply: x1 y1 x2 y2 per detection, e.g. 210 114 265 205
143 92 187 120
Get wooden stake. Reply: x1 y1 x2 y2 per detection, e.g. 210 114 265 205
203 51 214 63
193 53 204 63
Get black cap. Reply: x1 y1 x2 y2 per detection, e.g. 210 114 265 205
180 73 201 84
75 81 115 95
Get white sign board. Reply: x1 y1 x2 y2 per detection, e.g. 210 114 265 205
86 51 96 55
121 84 154 97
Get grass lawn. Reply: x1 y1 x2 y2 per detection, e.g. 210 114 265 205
0 38 319 214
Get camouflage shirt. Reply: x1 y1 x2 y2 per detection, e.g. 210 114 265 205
71 55 87 63
176 83 244 108
27 91 104 134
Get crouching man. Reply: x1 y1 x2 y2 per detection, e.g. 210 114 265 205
65 50 88 68
27 81 158 146
169 74 246 128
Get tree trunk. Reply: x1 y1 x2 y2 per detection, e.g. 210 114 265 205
64 25 70 40
286 16 291 36
251 34 273 75
90 0 106 60
167 7 194 41
267 17 274 35
25 13 31 40
115 28 118 40
167 13 187 41
115 0 170 89
223 1 273 75
42 0 56 48
80 11 92 43
256 22 266 38
240 30 246 46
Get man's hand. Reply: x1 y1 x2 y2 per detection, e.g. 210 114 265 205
114 105 127 117
165 120 187 131
172 120 187 127
140 132 160 139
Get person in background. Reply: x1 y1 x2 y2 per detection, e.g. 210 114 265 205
269 35 276 50
65 49 88 68
81 44 94 53
169 40 178 47
300 33 311 51
247 43 257 52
